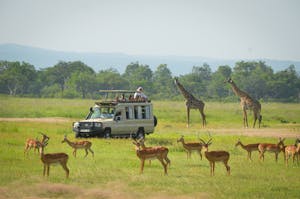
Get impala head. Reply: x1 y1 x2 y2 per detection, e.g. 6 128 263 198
61 134 68 143
132 138 142 150
295 138 300 146
40 132 49 145
235 139 241 147
199 138 212 151
278 137 285 146
177 135 184 143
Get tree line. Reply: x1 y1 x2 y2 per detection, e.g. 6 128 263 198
0 60 299 102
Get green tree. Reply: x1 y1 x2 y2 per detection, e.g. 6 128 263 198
152 64 174 99
123 62 153 94
208 65 232 99
0 61 36 95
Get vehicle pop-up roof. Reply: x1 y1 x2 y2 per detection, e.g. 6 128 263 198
97 90 150 105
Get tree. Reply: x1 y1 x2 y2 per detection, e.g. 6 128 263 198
0 61 36 95
208 65 232 99
123 62 153 94
152 64 174 99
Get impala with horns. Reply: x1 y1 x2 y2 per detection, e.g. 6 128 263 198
61 135 94 158
284 138 300 166
199 138 230 176
24 132 49 156
37 137 69 178
258 138 285 162
235 139 259 161
177 135 203 160
132 138 170 175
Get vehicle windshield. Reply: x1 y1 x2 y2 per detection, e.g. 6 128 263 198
88 106 115 119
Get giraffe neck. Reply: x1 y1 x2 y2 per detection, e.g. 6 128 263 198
229 81 248 98
175 80 196 100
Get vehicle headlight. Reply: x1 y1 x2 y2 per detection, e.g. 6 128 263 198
94 122 102 127
73 122 80 128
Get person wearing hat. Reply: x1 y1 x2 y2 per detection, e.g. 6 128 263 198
134 87 148 101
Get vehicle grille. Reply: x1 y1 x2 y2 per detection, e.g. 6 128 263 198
80 122 93 128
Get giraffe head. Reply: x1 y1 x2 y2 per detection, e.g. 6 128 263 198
224 77 233 84
174 77 179 85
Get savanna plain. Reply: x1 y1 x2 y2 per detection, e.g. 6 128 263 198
0 96 300 199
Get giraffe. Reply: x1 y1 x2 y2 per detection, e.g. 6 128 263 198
224 77 262 128
174 77 206 127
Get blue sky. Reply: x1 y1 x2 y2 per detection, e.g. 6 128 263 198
1 0 300 61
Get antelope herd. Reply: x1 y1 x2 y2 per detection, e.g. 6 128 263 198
24 133 300 178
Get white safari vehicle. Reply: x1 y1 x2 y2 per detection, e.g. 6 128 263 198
72 90 157 138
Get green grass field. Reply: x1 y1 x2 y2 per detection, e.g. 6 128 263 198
0 96 300 198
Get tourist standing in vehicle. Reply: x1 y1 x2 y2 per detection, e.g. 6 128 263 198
134 87 148 101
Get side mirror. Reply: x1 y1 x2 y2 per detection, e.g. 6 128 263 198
89 107 93 113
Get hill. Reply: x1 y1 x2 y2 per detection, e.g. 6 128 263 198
0 43 299 75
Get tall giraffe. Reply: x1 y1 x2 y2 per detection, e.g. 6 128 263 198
224 77 262 128
174 78 206 127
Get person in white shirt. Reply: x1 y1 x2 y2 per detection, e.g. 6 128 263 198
134 87 148 101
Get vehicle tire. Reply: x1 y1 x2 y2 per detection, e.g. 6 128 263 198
136 128 145 140
75 132 80 138
154 115 158 127
104 129 111 139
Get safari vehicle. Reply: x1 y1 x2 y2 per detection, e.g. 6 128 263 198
72 90 157 138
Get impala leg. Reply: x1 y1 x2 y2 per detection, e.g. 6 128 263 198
89 148 94 157
73 149 76 157
224 160 230 175
164 156 171 167
158 157 168 175
43 164 46 176
212 162 215 176
140 159 145 174
198 150 202 160
61 162 69 178
84 149 88 158
47 165 50 176
248 151 252 161
275 153 278 162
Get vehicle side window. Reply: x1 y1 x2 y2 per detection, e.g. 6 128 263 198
125 106 134 119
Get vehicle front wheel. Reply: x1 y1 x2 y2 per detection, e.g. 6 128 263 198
104 129 111 139
136 129 145 140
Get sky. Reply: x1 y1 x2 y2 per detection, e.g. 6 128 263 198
0 0 300 61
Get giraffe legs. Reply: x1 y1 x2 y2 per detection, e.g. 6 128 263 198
199 109 206 127
243 109 248 128
187 107 190 128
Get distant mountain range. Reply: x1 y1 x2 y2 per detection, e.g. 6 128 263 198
0 43 299 75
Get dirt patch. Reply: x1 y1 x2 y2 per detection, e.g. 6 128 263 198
0 181 209 199
0 117 299 138
0 117 74 123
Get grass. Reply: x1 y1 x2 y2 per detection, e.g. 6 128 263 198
0 96 300 198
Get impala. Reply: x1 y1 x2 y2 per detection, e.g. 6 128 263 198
199 138 230 176
38 139 69 178
132 138 170 175
284 138 300 166
235 139 259 161
177 135 203 160
258 138 285 162
61 135 94 158
24 132 49 155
